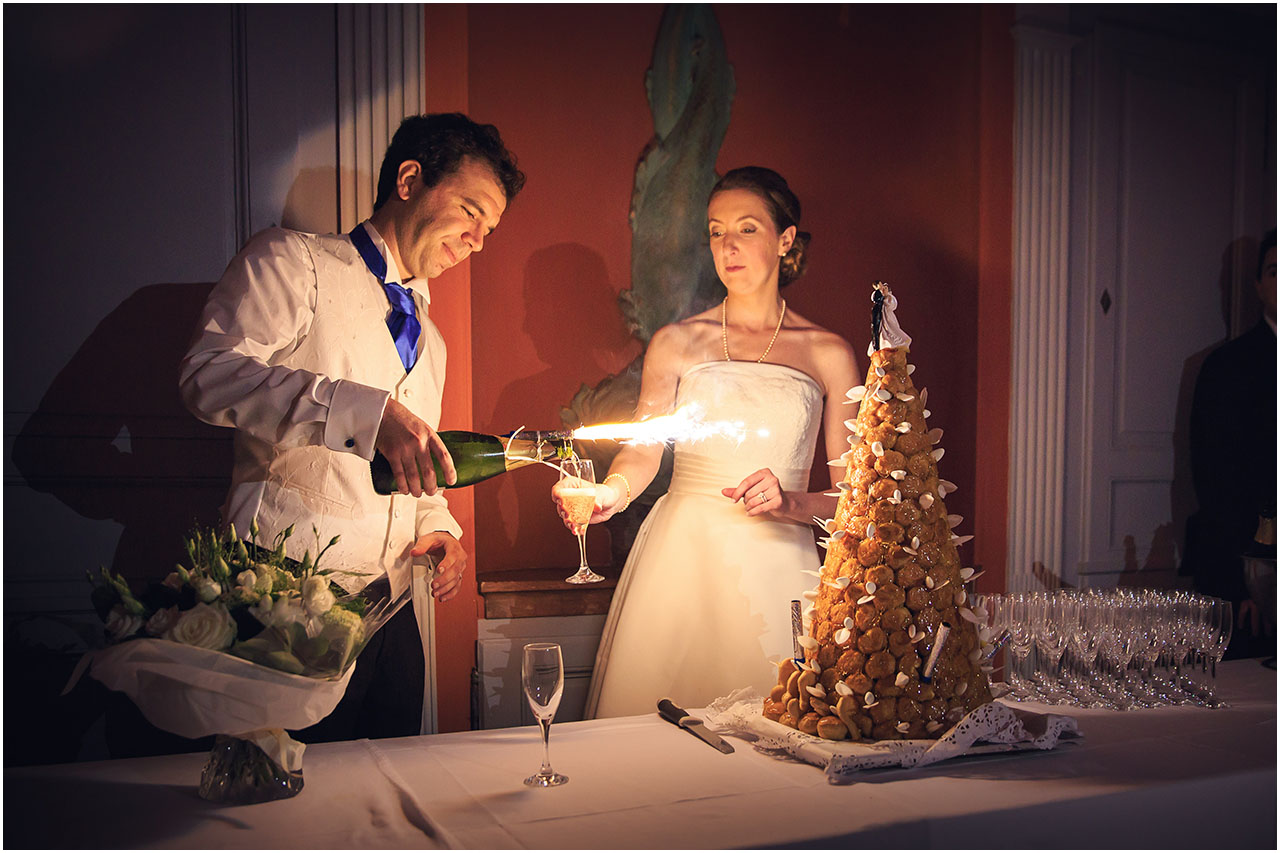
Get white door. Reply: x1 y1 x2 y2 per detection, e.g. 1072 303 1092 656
1063 24 1272 588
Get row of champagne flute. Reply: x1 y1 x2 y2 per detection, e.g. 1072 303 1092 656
519 589 1236 788
978 589 1233 710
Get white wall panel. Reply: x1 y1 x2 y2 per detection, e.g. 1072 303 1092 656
1063 22 1270 587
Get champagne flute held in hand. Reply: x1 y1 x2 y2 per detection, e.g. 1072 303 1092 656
556 458 604 584
523 642 568 787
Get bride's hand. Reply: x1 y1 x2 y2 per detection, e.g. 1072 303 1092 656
723 468 789 517
591 481 626 524
551 481 623 531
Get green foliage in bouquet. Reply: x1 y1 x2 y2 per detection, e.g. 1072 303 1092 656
88 519 394 680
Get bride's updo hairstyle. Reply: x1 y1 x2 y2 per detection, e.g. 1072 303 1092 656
710 166 811 287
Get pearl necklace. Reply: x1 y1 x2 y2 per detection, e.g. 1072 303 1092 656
721 297 786 363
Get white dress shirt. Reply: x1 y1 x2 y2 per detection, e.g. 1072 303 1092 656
180 222 462 596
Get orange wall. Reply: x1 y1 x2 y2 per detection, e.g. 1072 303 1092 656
429 3 1014 730
422 4 477 735
467 5 655 572
974 6 1014 595
465 4 1014 573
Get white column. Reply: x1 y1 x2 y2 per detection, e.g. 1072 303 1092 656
337 4 426 231
336 4 433 733
1008 25 1076 592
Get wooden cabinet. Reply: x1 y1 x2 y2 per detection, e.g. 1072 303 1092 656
474 614 607 728
473 566 618 728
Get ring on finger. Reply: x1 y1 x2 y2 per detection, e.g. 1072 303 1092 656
757 491 768 505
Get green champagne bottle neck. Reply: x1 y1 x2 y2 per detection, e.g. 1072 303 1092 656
370 430 569 494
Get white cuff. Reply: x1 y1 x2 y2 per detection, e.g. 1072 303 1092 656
323 379 389 460
416 501 463 542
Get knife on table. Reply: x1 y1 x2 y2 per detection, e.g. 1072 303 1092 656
657 698 735 754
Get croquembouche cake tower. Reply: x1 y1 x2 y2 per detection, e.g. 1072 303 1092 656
762 283 993 741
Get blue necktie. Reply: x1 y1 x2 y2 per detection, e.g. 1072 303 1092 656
350 225 421 372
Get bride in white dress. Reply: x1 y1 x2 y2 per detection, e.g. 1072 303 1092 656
556 167 859 718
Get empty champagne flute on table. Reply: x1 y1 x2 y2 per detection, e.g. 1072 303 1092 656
1031 591 1071 704
523 642 568 787
556 457 604 584
1204 596 1233 707
1005 593 1037 700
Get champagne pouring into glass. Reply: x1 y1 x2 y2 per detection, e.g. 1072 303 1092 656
556 457 605 584
522 642 568 787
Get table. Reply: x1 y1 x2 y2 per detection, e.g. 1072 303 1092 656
6 659 1275 849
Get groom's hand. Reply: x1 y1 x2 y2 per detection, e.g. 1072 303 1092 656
375 399 457 497
411 531 468 602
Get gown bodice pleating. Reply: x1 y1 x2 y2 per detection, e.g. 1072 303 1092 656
667 361 824 498
586 361 825 719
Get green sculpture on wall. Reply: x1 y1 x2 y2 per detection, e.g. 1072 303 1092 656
623 3 735 342
562 4 735 564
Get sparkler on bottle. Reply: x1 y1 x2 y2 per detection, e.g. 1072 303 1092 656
568 403 750 446
506 403 753 472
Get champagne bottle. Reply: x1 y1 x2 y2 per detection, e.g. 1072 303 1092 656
370 430 572 494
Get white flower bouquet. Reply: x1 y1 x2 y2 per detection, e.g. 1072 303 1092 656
82 519 407 803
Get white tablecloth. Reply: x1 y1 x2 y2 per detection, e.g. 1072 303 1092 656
6 659 1276 849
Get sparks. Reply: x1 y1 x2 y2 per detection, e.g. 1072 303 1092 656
570 403 747 446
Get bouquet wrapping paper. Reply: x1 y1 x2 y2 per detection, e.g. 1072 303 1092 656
88 638 354 770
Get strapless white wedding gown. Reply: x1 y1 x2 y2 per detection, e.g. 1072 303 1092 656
586 361 824 718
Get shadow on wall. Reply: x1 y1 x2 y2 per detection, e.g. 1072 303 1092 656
8 282 232 765
10 162 347 567
1032 528 1189 593
480 243 633 568
11 282 232 577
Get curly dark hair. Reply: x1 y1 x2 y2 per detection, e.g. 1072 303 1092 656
710 166 811 287
374 113 525 210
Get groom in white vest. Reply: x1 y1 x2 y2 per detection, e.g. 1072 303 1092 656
181 113 525 740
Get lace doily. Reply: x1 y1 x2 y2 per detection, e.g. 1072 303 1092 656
701 688 1082 784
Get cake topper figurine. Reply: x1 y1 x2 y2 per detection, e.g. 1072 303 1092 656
869 282 913 356
870 283 886 352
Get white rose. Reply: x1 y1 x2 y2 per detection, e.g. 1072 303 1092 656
269 593 306 628
250 593 274 625
233 570 261 604
163 602 237 650
302 576 336 616
105 606 142 642
193 578 221 603
145 606 180 637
